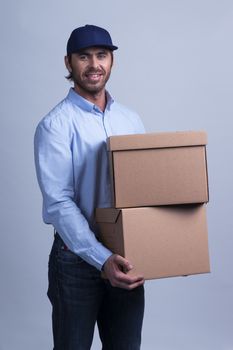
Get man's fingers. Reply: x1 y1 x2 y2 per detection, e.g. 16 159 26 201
102 254 145 290
110 269 144 289
116 271 144 284
114 255 133 272
112 277 144 290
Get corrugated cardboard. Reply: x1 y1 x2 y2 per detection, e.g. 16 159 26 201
96 205 210 280
107 131 209 208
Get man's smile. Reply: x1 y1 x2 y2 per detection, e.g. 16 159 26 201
85 73 104 83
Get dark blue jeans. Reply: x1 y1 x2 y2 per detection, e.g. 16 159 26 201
47 234 145 350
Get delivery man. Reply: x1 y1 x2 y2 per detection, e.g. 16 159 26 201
34 24 145 349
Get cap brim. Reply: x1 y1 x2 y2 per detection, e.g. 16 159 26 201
67 44 118 54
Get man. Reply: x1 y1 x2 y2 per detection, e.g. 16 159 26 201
34 24 145 350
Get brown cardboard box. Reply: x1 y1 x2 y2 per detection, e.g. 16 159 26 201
107 131 209 208
96 204 210 280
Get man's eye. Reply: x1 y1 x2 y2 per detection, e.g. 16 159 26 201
98 54 106 59
79 55 88 60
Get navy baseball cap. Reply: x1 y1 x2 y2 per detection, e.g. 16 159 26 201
67 25 118 54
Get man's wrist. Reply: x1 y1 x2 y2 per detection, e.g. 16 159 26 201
101 254 113 272
101 261 106 272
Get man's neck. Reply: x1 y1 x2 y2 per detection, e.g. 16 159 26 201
74 85 107 112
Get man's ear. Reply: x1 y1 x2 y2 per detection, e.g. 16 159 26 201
64 55 72 72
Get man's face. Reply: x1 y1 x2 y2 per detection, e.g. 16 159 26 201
65 47 113 96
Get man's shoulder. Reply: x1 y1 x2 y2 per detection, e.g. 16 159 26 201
111 100 143 124
110 100 145 134
36 95 77 134
40 98 70 124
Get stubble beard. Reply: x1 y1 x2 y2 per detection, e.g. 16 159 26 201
72 68 111 96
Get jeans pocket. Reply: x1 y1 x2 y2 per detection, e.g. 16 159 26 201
57 246 84 265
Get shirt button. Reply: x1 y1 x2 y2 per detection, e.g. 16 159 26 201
93 106 101 113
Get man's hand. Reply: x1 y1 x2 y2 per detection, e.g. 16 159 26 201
102 254 144 290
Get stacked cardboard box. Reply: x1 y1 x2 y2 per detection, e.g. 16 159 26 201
95 131 210 280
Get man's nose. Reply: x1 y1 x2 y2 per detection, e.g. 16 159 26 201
89 56 99 69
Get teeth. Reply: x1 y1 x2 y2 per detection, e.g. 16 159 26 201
87 74 101 79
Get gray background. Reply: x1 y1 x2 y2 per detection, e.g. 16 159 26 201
1 0 233 349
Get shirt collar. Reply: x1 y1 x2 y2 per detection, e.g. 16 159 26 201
66 88 114 113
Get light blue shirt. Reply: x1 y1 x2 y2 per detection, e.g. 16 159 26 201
34 88 145 270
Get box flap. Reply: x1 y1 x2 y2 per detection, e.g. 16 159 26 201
95 208 121 223
107 131 207 151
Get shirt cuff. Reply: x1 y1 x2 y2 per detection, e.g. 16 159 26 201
82 243 113 271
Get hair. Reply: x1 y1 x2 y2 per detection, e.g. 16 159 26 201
65 50 114 82
65 55 73 81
